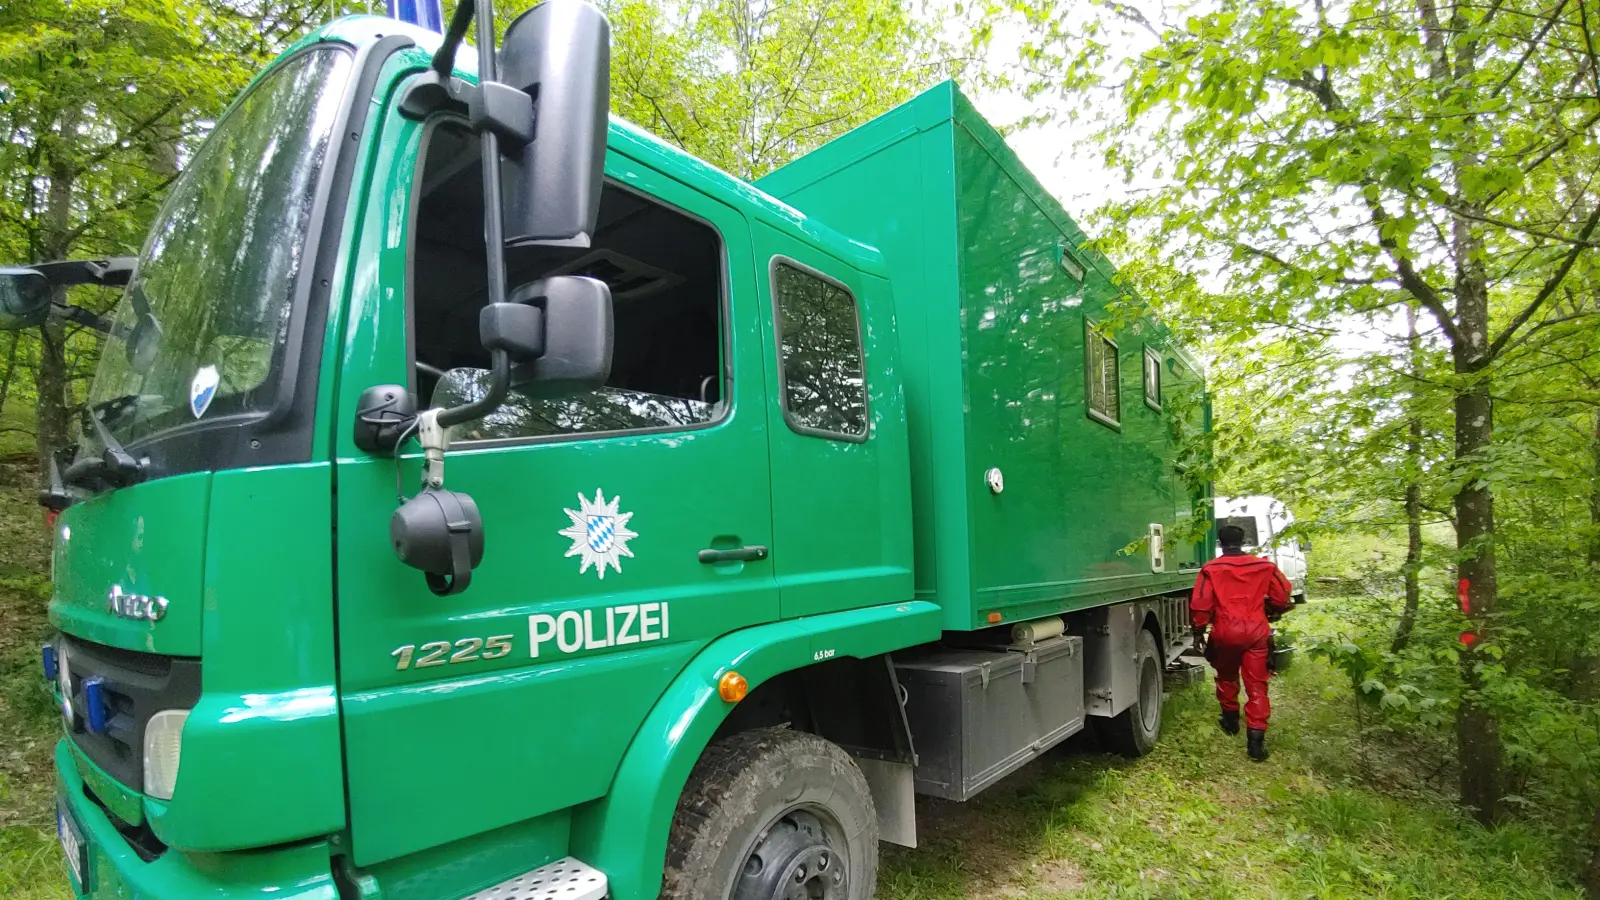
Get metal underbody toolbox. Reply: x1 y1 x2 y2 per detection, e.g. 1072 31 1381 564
895 636 1085 801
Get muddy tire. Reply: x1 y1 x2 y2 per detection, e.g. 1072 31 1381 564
1099 629 1163 757
661 727 877 900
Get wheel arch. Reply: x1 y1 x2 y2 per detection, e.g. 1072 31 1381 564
569 601 940 900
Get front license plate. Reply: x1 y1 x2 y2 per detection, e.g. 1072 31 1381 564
57 797 88 893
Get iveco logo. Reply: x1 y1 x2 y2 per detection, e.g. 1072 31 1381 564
107 585 169 622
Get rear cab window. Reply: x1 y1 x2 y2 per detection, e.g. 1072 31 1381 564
770 259 867 441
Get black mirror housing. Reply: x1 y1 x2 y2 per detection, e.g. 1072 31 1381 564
391 488 485 596
505 275 613 395
480 300 545 362
499 0 611 248
0 268 52 330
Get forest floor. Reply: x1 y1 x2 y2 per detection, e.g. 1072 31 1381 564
879 656 1585 900
0 457 1586 899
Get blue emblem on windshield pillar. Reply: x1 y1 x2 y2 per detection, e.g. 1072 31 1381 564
189 365 219 418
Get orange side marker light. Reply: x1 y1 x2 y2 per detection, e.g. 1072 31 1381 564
719 671 749 703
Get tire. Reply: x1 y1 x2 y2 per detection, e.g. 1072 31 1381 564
661 727 878 900
1099 629 1163 757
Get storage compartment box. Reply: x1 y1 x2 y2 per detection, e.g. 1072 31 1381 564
894 636 1085 801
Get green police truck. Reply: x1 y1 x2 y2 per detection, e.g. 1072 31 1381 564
2 3 1212 897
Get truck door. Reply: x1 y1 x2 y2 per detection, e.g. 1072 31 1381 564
331 114 777 865
752 226 911 619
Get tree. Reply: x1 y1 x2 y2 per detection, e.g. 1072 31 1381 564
987 0 1600 823
0 0 358 465
597 0 959 179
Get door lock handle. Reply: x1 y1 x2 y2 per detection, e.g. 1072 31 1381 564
698 545 769 564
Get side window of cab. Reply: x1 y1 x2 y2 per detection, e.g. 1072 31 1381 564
407 120 729 442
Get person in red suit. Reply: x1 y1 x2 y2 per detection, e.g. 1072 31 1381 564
1191 523 1294 761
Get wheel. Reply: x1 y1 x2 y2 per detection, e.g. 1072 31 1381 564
662 727 878 900
1100 629 1163 757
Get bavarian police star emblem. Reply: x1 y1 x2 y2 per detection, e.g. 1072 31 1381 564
559 489 638 579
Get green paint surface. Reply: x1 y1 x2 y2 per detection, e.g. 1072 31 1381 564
56 742 340 899
761 81 1211 631
50 471 210 656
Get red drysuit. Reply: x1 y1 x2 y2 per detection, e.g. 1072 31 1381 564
1190 551 1294 731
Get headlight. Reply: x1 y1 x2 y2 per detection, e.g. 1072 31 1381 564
57 643 73 725
143 710 189 801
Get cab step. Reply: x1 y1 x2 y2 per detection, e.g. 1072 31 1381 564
462 857 607 900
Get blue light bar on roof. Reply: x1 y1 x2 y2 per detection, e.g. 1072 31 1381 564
387 0 444 32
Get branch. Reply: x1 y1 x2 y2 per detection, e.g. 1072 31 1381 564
1277 65 1464 343
1579 0 1600 105
1485 200 1600 360
60 172 180 247
1436 200 1600 248
1233 241 1383 285
1364 194 1467 346
1097 0 1163 39
1489 0 1567 99
76 97 185 172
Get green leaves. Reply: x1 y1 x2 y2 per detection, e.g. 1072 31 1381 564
599 0 954 180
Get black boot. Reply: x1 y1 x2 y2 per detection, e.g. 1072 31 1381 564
1247 728 1268 762
1218 708 1240 736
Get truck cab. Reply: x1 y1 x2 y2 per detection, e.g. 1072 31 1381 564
11 9 1211 899
1215 495 1309 601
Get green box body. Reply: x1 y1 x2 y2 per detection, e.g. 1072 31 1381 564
761 83 1209 631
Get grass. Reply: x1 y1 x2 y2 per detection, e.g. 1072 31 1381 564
879 648 1584 900
0 455 73 899
0 444 1585 898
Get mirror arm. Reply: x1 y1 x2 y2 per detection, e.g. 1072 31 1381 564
31 257 135 288
52 302 113 335
434 350 510 429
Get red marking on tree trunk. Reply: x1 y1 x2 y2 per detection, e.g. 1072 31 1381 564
1459 578 1472 615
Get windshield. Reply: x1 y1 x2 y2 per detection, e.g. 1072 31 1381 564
81 47 354 449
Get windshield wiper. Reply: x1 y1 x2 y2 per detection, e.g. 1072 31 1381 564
63 404 148 490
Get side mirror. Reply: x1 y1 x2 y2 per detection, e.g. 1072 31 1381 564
1301 538 1313 552
0 268 51 330
500 275 613 395
498 0 611 248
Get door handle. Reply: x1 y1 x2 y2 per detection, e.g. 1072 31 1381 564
698 545 769 564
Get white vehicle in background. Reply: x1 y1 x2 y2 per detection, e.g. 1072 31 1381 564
1214 495 1309 602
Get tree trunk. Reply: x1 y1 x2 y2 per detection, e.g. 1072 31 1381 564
1586 799 1600 900
34 107 80 471
33 319 71 470
1452 229 1500 826
1590 404 1600 568
0 334 18 420
1393 304 1424 653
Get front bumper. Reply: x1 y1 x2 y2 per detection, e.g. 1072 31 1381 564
54 740 340 899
